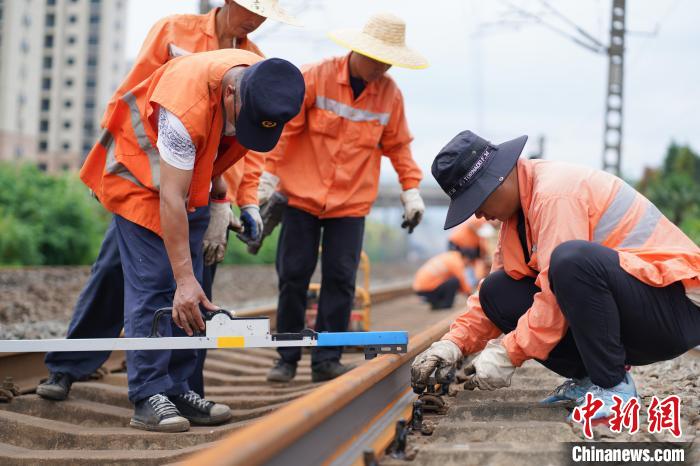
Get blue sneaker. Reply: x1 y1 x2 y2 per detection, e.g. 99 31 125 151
540 377 593 405
569 371 639 422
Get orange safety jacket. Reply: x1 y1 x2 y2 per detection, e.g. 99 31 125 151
448 216 487 250
80 49 263 235
443 158 700 366
90 8 264 207
413 251 471 294
262 54 422 218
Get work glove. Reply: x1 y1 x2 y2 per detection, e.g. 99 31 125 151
410 339 463 394
258 171 280 206
400 188 425 234
239 204 263 243
203 201 241 266
461 339 515 391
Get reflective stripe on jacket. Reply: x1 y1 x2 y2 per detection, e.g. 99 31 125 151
443 158 700 365
86 8 264 207
80 49 263 235
262 54 422 218
413 251 471 294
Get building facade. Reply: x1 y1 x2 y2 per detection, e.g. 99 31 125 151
0 0 127 172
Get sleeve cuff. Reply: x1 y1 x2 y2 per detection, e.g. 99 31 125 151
502 332 529 367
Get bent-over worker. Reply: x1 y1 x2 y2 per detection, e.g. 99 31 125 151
413 250 473 310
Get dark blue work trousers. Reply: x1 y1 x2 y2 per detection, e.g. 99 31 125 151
417 276 461 310
114 208 209 403
275 207 365 366
44 216 212 397
479 240 700 388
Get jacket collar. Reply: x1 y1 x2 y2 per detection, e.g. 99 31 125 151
336 53 380 96
203 8 218 38
516 158 535 221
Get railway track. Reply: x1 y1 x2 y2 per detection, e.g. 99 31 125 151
0 282 463 465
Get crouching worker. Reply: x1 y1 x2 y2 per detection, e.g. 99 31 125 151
79 49 304 432
411 130 700 423
413 250 473 310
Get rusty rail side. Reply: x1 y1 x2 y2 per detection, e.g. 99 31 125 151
183 310 461 466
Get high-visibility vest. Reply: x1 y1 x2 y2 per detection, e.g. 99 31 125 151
443 158 700 365
261 54 422 218
80 49 263 235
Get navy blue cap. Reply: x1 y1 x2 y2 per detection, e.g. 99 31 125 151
237 58 305 152
432 130 527 230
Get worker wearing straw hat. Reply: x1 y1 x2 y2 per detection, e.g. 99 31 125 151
39 0 299 403
258 13 428 383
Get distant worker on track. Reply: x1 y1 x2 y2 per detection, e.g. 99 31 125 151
447 215 499 282
411 130 700 424
413 250 473 310
38 0 298 403
259 13 428 383
77 50 303 432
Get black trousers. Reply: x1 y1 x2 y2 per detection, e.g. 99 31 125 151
479 240 700 388
276 207 365 365
417 277 461 310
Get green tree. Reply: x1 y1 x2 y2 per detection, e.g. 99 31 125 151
638 143 700 243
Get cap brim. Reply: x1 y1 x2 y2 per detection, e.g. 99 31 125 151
234 0 303 26
235 111 284 152
443 135 528 229
327 30 429 70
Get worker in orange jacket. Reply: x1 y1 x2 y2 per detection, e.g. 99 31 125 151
412 130 700 423
447 215 499 281
40 1 298 402
260 13 428 383
413 251 473 310
78 49 303 432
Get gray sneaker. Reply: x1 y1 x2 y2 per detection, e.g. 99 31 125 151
311 360 355 383
267 360 297 383
130 394 190 432
37 372 74 401
172 390 232 425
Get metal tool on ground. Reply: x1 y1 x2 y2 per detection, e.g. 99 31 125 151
0 308 408 359
307 250 372 332
236 191 288 254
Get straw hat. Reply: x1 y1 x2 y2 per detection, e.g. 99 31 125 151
328 13 428 70
234 0 302 27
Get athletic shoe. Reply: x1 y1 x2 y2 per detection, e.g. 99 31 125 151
172 390 232 425
36 372 74 401
311 360 355 383
540 376 593 405
266 359 297 383
130 394 190 432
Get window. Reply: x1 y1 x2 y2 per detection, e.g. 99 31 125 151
45 14 54 27
66 56 75 66
38 162 48 171
85 99 95 109
67 36 76 45
41 98 50 111
42 77 51 90
61 163 70 171
38 141 48 152
83 142 92 154
39 120 49 132
86 79 96 89
69 15 77 24
20 40 29 54
64 99 72 108
63 121 71 129
44 35 53 48
65 78 73 87
88 35 98 45
62 142 71 151
47 0 56 5
87 56 97 66
84 121 94 132
43 56 52 69
89 14 99 24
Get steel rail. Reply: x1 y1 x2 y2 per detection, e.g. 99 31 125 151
183 310 462 466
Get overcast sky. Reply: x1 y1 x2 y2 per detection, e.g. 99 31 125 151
126 0 700 184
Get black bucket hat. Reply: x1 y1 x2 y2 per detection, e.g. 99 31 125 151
432 130 527 230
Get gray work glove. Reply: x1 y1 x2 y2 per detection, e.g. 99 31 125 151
203 201 241 266
400 188 425 234
410 339 463 394
257 171 280 206
461 339 515 391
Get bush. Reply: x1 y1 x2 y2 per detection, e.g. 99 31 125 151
0 163 109 265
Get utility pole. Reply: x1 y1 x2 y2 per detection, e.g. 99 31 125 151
602 0 625 176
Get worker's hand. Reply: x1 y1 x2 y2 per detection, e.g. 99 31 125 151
240 205 263 242
410 340 463 394
172 276 218 336
202 200 239 266
400 188 425 234
461 339 515 391
257 171 280 205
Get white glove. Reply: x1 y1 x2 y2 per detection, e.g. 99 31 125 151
462 339 515 391
400 188 425 234
240 204 263 242
410 339 463 394
258 171 280 206
203 201 240 266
